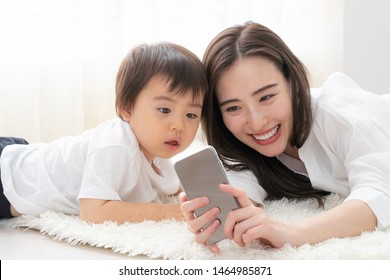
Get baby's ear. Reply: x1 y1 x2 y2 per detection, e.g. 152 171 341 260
119 107 131 121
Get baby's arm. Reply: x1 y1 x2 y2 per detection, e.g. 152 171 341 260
79 198 183 224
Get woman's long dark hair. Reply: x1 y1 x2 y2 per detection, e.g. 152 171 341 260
202 22 328 206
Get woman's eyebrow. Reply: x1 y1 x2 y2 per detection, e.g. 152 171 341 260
219 98 239 107
219 83 278 107
251 83 278 96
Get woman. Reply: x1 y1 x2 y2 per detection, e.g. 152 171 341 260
180 21 390 253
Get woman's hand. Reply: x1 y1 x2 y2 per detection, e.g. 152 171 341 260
220 184 304 248
181 185 378 250
179 193 222 253
179 184 294 252
220 184 273 246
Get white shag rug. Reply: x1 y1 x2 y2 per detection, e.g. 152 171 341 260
3 193 390 259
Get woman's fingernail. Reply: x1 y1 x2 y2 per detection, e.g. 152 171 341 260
211 207 220 215
211 219 220 228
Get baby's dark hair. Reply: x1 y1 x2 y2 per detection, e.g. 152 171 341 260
115 42 207 119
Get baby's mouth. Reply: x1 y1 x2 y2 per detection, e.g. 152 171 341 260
165 140 179 146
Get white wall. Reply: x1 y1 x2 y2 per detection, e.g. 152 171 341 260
344 0 390 94
0 0 344 142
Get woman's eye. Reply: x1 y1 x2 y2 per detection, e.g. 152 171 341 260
186 113 198 119
225 106 240 112
259 94 274 102
158 108 171 114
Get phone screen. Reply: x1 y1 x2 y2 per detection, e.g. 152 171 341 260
174 145 240 243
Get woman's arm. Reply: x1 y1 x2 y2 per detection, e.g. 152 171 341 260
79 198 184 223
221 185 377 248
181 184 377 252
288 200 377 245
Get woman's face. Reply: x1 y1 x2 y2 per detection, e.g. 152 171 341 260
215 56 293 157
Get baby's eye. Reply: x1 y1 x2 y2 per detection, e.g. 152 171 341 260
186 113 198 119
158 108 171 114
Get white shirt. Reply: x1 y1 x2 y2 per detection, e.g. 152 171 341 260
226 73 390 229
1 119 180 215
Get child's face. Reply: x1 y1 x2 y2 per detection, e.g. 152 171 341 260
122 76 203 163
216 56 293 157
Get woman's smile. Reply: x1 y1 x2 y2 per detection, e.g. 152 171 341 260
216 56 293 157
251 124 281 145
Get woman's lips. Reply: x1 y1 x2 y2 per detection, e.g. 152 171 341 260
252 124 281 145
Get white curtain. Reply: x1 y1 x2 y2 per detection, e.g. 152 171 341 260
0 0 344 143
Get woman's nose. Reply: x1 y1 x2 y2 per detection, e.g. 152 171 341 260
247 108 267 131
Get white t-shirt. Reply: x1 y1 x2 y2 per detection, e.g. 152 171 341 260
0 119 180 215
226 73 390 229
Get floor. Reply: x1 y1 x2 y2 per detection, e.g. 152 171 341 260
0 222 146 259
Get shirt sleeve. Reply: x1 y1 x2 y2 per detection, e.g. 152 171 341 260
320 74 390 229
152 158 181 195
226 168 267 206
342 124 390 229
78 146 139 201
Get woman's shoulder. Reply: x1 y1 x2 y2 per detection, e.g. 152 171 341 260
312 73 363 105
311 72 390 116
321 72 361 90
308 73 390 143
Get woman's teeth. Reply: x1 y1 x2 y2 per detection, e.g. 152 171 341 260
254 125 279 141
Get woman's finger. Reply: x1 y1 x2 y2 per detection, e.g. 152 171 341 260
194 218 221 244
232 214 264 246
187 207 220 234
177 192 187 203
180 196 209 222
219 184 253 208
223 204 262 242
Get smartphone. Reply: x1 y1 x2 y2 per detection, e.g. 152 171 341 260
174 145 240 243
